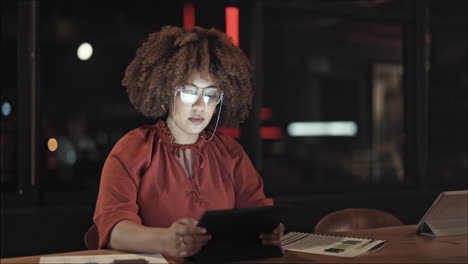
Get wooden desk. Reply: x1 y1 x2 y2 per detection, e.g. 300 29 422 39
2 225 467 263
252 225 468 263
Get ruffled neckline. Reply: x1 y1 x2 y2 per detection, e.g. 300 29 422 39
155 119 212 169
154 119 210 150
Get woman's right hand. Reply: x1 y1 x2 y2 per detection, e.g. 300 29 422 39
164 218 212 258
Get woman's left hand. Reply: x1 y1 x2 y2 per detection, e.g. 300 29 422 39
259 222 285 254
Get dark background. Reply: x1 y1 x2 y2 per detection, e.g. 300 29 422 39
1 0 467 258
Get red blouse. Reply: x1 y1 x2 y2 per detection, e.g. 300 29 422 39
93 120 273 248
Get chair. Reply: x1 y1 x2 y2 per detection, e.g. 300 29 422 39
84 224 99 250
314 208 403 234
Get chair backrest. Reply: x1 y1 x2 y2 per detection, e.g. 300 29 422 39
314 208 403 234
84 224 99 250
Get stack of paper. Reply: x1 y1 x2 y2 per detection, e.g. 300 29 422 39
281 232 385 258
39 253 168 264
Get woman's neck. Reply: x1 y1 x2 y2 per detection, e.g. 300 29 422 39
166 117 199 145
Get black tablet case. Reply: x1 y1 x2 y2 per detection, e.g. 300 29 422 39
187 206 283 263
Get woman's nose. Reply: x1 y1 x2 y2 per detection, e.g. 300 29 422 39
192 94 206 108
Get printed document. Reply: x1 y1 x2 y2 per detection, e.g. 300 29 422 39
39 253 168 264
281 232 385 258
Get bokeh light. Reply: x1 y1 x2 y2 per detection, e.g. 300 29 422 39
47 138 58 152
77 42 93 60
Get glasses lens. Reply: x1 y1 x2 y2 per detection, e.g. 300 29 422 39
179 89 198 104
203 90 221 105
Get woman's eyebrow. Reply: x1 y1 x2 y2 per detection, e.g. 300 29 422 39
187 83 217 89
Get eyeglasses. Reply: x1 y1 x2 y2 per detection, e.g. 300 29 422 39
175 87 224 105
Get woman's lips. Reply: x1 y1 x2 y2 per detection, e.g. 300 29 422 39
189 117 204 125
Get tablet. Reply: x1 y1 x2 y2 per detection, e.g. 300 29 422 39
416 190 468 236
187 206 283 263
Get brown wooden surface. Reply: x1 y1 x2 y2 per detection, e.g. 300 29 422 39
2 225 467 263
250 225 468 263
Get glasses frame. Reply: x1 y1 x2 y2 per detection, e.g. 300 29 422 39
174 87 224 106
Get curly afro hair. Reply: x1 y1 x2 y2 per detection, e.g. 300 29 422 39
122 26 254 127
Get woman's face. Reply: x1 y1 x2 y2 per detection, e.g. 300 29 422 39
167 71 220 144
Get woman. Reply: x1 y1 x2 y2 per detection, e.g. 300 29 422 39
93 26 284 258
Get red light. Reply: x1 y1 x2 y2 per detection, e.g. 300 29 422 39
260 127 282 140
184 3 195 30
218 126 282 140
260 107 272 121
225 6 239 46
218 127 241 138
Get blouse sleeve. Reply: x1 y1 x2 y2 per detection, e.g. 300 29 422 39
230 141 274 208
93 129 151 249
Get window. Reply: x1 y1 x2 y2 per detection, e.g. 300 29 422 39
0 0 18 193
426 0 467 187
260 4 408 195
37 0 182 204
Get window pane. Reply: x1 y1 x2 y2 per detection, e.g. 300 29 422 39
38 1 182 203
1 0 18 193
427 0 467 188
262 9 405 194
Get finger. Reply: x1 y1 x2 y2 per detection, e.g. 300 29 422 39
175 224 207 236
261 239 282 247
176 234 211 252
179 244 205 257
174 218 197 234
183 234 212 244
273 223 285 234
178 227 207 236
259 223 285 239
187 240 211 249
174 219 207 235
177 241 201 257
178 218 198 226
178 250 189 257
182 243 205 252
278 223 285 233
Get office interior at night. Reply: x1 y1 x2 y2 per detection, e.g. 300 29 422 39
1 0 466 259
